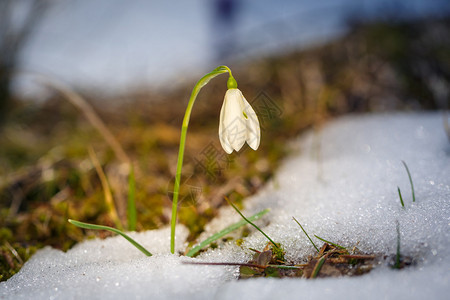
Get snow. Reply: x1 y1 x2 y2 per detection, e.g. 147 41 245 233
1 112 449 299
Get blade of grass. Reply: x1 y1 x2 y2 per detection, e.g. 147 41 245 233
127 165 137 231
292 217 319 252
186 208 270 257
68 219 152 256
88 147 122 230
401 160 415 202
4 241 23 265
225 197 280 250
314 235 346 249
397 186 405 208
394 221 401 269
311 256 326 278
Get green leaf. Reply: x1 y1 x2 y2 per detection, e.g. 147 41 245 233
311 256 326 278
240 266 260 277
68 219 152 256
265 266 281 277
186 208 270 257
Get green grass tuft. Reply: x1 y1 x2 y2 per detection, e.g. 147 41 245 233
186 209 270 257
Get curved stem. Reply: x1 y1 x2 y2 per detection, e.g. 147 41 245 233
170 66 231 253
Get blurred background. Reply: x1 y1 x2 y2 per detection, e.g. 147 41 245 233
2 0 450 98
1 0 449 281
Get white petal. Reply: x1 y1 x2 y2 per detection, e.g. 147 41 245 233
219 100 233 154
242 96 261 150
222 89 246 152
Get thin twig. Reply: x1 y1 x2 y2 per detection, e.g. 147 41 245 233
339 254 376 260
182 261 268 269
182 261 302 270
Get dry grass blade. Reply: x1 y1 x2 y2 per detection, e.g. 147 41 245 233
33 74 135 230
33 74 130 165
4 241 23 265
88 146 122 229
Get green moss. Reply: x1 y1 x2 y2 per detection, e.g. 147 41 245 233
0 228 13 243
0 243 37 282
235 238 244 246
270 242 286 263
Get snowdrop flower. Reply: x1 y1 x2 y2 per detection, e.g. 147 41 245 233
170 66 260 253
219 79 260 153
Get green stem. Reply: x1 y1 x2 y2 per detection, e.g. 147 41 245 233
128 164 137 231
171 66 231 254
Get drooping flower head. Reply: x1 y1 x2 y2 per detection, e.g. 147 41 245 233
219 76 260 154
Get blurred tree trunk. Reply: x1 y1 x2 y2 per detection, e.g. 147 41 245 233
0 0 49 123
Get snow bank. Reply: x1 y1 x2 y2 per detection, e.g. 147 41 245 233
1 113 449 299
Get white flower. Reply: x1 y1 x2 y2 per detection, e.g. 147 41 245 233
219 88 260 154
